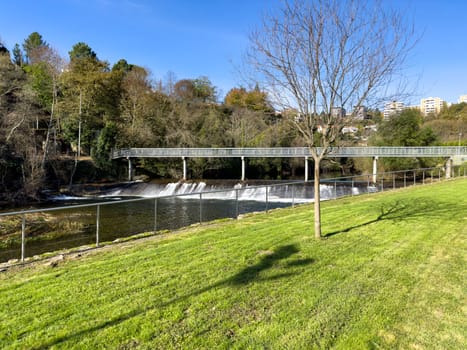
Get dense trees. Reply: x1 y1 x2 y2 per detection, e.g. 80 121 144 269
424 102 467 145
0 45 45 200
371 109 438 170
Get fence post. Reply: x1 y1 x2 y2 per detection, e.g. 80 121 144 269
422 170 425 185
154 198 158 232
292 184 295 207
265 186 269 212
235 189 239 218
431 169 433 183
96 205 100 247
367 175 370 194
404 172 406 188
334 180 337 199
413 171 416 186
351 177 354 196
438 168 441 181
199 193 203 224
21 214 26 262
381 176 384 192
393 172 396 190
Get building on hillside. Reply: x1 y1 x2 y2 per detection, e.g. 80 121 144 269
420 97 444 116
342 126 358 134
383 101 404 120
331 106 346 118
459 95 467 104
352 105 369 120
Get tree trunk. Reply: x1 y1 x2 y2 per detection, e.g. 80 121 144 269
313 157 321 239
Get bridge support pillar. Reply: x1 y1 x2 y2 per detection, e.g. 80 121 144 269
445 157 453 179
182 157 187 180
304 157 309 181
372 156 378 183
241 157 246 181
127 157 132 182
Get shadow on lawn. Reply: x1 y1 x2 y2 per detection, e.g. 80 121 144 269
38 244 313 349
325 197 466 238
165 244 314 299
230 244 314 285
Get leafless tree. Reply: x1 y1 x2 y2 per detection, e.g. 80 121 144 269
30 46 66 167
120 66 152 134
246 0 416 238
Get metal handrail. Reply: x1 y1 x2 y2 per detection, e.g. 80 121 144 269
112 146 467 159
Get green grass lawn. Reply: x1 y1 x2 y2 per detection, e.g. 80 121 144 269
1 179 466 349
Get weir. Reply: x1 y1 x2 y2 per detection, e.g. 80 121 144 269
102 180 366 203
115 147 467 182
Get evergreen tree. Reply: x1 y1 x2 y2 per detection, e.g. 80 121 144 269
23 32 48 64
12 44 23 66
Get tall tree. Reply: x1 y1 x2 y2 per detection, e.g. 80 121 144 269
246 0 416 238
224 86 272 112
24 46 65 167
120 65 152 134
22 32 48 64
61 42 107 157
12 44 23 66
68 42 97 61
173 77 217 104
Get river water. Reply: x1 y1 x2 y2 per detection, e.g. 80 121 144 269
0 180 377 263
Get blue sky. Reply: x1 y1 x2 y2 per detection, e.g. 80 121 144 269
1 0 466 105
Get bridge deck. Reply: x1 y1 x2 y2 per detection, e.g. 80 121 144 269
112 147 467 159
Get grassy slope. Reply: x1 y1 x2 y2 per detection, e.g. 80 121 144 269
0 179 466 349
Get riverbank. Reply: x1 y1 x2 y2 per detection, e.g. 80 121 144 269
1 178 465 348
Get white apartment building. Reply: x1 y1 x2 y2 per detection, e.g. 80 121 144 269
420 97 444 116
383 101 404 120
459 95 467 104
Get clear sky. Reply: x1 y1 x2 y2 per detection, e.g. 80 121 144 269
1 0 466 105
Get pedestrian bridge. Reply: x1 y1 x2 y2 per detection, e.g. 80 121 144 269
112 146 466 159
112 146 467 181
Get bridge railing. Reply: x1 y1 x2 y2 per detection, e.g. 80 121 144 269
1 166 465 266
112 146 467 159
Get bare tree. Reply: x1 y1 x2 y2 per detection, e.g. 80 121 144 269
29 46 66 167
120 66 152 134
246 0 416 238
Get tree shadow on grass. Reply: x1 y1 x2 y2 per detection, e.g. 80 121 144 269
325 197 467 238
38 244 313 349
229 244 314 285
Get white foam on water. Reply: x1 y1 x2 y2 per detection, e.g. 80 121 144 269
100 181 363 203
